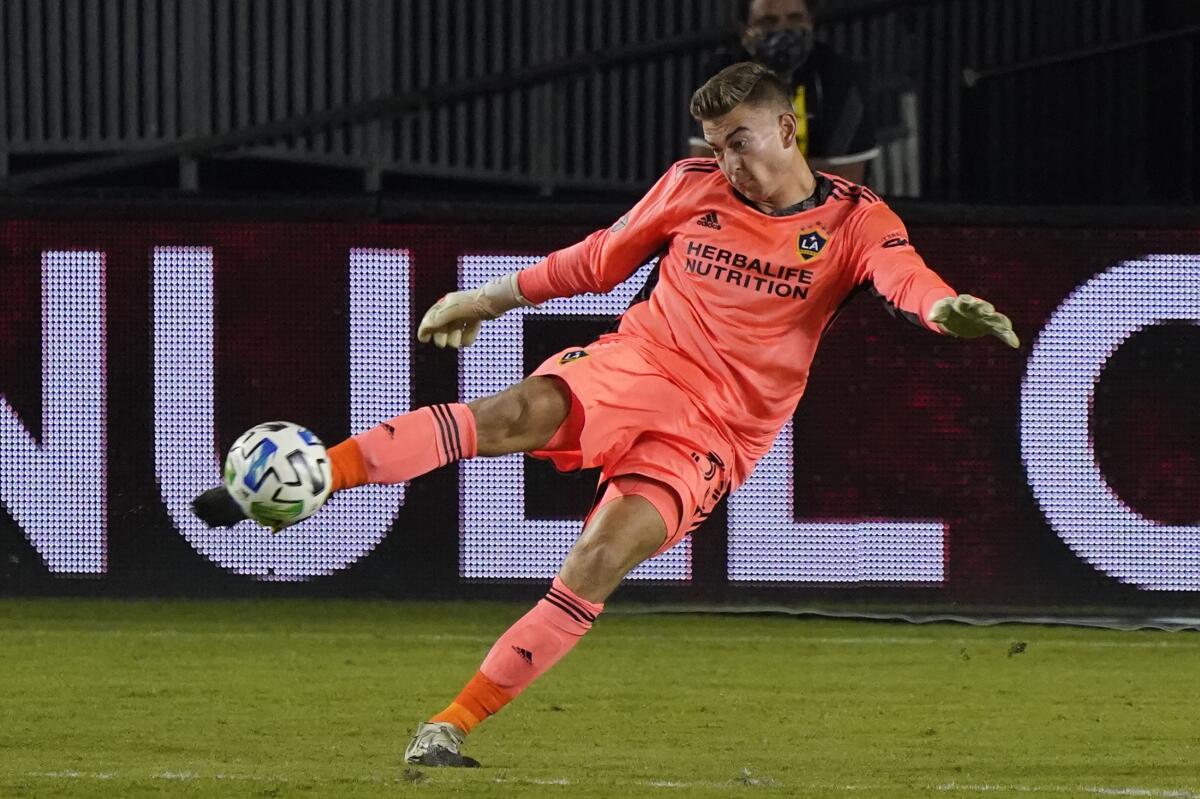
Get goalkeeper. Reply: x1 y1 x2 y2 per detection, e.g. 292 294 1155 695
193 62 1018 767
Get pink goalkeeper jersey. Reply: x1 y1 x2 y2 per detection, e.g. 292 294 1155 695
518 158 956 485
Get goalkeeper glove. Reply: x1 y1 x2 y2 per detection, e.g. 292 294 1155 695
417 272 536 348
927 293 1020 348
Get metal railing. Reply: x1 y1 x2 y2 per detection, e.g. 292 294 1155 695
959 20 1198 203
2 0 734 194
2 0 1183 201
0 26 733 193
819 0 1149 200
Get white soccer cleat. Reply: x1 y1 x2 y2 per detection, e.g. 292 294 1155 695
403 721 480 768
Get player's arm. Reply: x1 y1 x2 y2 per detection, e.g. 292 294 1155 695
417 165 683 349
850 203 1019 348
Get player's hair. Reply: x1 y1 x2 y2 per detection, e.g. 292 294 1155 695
689 61 793 121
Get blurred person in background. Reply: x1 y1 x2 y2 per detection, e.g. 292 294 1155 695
691 0 879 184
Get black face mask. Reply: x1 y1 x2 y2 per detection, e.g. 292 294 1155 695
750 28 816 76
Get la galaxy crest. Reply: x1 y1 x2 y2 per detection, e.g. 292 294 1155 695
796 224 830 262
558 349 589 365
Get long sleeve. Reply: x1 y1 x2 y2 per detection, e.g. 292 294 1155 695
517 165 684 304
849 202 955 332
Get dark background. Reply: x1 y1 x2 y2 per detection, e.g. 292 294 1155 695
2 212 1198 614
2 0 1198 203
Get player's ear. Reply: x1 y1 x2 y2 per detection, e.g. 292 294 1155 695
778 112 797 148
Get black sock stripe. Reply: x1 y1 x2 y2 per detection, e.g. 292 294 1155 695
429 405 455 465
548 588 596 622
542 594 588 625
433 404 456 463
431 405 456 461
437 403 464 461
549 587 596 617
549 598 595 625
440 403 464 461
542 594 590 626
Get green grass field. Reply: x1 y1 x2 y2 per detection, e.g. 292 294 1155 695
1 599 1197 798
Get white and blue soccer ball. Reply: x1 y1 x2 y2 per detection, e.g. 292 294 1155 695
224 421 332 530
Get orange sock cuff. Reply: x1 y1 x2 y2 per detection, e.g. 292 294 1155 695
328 438 368 493
430 671 514 734
429 702 480 735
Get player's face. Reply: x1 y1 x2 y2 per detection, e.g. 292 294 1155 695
701 103 798 204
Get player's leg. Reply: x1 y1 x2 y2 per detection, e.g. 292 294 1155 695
555 478 681 600
406 342 734 766
469 377 575 456
405 476 680 767
330 375 572 488
191 376 572 527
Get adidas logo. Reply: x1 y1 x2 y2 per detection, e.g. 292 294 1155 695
697 211 721 230
512 645 533 665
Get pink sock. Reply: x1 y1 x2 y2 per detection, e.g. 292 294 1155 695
352 403 477 484
479 576 604 697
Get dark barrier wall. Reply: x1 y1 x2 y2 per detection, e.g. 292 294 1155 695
2 217 1199 611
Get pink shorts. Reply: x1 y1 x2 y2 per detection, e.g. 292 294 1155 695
529 339 733 556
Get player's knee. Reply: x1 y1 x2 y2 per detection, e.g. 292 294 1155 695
471 377 569 453
519 377 571 435
570 509 663 575
470 392 528 452
565 534 632 583
560 498 667 601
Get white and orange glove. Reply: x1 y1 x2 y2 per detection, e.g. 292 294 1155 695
417 273 536 349
928 294 1020 348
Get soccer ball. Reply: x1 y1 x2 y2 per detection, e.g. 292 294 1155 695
224 421 332 530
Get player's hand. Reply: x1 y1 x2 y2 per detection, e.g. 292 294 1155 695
417 273 534 349
928 294 1020 348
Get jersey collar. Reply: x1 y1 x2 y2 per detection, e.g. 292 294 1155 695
730 173 833 217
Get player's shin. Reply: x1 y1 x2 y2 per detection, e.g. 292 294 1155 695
429 576 603 734
328 403 477 492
